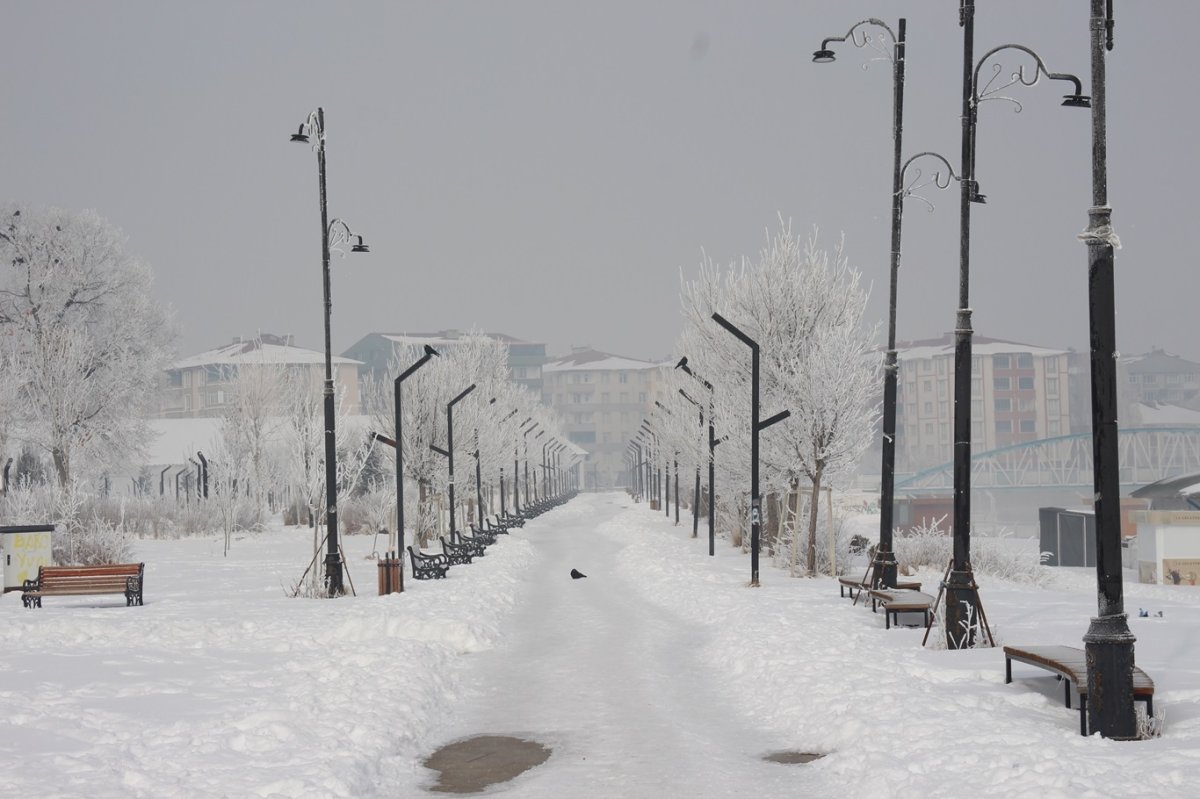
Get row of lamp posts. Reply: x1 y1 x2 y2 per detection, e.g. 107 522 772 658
812 0 1133 738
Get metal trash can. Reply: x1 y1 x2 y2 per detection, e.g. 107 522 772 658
377 553 402 595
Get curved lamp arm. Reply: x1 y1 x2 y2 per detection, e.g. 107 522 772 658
813 17 898 65
973 44 1090 111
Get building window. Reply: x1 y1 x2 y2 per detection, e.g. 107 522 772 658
1018 398 1034 412
514 366 527 379
923 380 932 392
1018 376 1034 390
972 378 983 396
972 421 984 438
1019 419 1036 433
167 371 183 387
1048 419 1060 436
995 420 1012 433
993 354 1010 369
620 392 629 403
619 372 629 384
972 400 983 416
994 377 1010 391
1046 378 1058 396
601 392 610 403
995 398 1011 412
924 422 934 436
1017 354 1033 369
569 431 596 444
1047 399 1060 416
582 372 592 383
923 402 933 414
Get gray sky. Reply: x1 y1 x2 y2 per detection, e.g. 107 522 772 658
4 1 1196 362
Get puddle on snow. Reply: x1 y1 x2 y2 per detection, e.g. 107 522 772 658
424 735 552 794
762 750 827 765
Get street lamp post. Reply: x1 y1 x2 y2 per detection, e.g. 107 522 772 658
395 344 439 574
711 313 791 586
677 357 717 556
432 383 476 544
946 1 1090 646
654 399 680 525
813 17 905 590
678 388 704 539
1081 0 1135 740
290 107 370 597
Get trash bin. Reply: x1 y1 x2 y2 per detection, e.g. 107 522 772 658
377 553 402 595
1 524 55 592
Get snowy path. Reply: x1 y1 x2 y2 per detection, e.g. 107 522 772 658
387 495 809 797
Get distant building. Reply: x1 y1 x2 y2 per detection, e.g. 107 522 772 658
160 333 362 419
542 347 668 489
892 334 1072 473
1121 349 1200 407
342 330 546 396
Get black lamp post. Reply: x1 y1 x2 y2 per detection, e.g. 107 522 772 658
290 107 370 597
654 399 680 524
712 313 790 586
514 417 532 513
946 1 1089 646
814 18 968 590
521 422 539 507
677 357 717 556
395 344 439 568
1081 0 1135 740
532 430 545 502
813 17 905 589
431 383 476 543
678 388 704 540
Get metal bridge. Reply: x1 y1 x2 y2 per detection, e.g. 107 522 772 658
894 427 1200 495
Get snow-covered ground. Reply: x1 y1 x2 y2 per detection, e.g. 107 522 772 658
3 493 1198 798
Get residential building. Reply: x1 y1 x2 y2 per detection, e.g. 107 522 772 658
542 347 668 489
892 334 1072 474
160 334 362 419
1068 348 1200 433
342 330 546 396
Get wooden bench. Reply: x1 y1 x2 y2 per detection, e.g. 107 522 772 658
1003 645 1155 736
440 536 474 566
867 588 935 629
839 575 921 601
22 563 144 608
407 546 449 580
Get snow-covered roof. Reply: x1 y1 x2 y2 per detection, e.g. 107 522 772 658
895 334 1067 362
543 348 663 373
377 330 537 346
1133 403 1200 427
173 341 361 369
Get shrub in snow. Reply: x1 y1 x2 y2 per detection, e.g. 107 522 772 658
893 516 1050 587
1 480 133 565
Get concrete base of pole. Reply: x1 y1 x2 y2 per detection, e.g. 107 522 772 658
1084 613 1138 739
943 570 980 649
871 547 898 589
324 552 344 597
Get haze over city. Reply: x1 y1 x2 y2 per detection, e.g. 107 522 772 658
4 0 1197 362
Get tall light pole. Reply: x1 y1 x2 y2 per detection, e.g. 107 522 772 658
711 313 790 586
290 107 369 597
947 2 1090 646
677 357 717 556
813 17 905 590
395 344 439 571
1081 0 1135 740
431 383 476 543
678 388 704 540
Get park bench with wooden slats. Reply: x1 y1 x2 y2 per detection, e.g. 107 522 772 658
866 588 935 629
839 559 921 602
407 546 449 580
22 563 144 608
1003 645 1155 736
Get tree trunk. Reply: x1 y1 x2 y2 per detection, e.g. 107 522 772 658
52 445 70 487
807 465 824 576
788 478 800 576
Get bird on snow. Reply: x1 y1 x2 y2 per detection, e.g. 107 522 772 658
570 569 587 579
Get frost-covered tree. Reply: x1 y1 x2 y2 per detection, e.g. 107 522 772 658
0 205 175 486
678 221 879 574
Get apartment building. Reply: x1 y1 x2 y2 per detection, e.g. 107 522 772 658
342 330 547 397
160 333 362 419
894 334 1072 473
542 347 668 489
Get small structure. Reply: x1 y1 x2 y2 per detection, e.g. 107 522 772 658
0 524 54 592
1133 510 1200 586
1039 507 1096 567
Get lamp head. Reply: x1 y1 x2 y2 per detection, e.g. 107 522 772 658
424 344 440 358
812 48 837 64
350 235 369 253
289 124 310 144
1061 94 1091 108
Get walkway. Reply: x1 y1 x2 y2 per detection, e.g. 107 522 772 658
399 494 805 797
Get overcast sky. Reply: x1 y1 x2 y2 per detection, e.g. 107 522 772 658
4 1 1196 363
